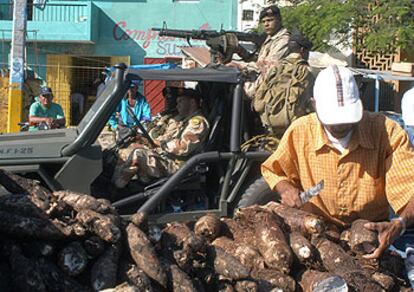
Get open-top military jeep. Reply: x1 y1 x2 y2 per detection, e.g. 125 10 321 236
0 64 278 222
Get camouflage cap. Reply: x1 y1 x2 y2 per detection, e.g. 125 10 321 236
259 5 281 20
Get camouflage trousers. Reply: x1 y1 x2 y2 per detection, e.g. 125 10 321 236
111 145 181 189
97 128 116 150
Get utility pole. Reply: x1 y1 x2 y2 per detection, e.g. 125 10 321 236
7 0 27 132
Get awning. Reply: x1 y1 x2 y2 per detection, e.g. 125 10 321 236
126 66 242 84
180 46 211 67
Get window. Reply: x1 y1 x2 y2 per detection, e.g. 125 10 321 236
242 10 254 21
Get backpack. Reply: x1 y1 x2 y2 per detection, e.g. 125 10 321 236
253 55 314 135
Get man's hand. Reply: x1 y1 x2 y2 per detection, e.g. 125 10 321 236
275 180 302 208
45 117 54 126
363 220 403 259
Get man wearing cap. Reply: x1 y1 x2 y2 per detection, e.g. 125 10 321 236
108 80 151 132
28 87 65 131
234 5 290 98
402 87 414 145
262 65 414 259
111 88 209 188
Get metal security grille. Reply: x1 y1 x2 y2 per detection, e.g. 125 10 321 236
353 4 399 112
46 55 111 125
70 56 111 124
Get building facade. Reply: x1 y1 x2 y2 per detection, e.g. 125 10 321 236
0 0 237 126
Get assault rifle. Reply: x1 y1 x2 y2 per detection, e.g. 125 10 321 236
152 22 267 64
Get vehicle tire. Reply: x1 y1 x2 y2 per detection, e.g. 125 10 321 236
237 177 280 208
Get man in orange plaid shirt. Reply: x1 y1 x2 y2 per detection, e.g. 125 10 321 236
262 65 414 260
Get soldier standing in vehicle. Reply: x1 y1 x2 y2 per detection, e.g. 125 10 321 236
233 5 291 99
111 88 209 189
253 32 315 136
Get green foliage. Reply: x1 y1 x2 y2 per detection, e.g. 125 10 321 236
268 0 414 53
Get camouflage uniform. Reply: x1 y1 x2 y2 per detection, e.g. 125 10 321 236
242 28 291 99
111 111 209 188
254 52 315 136
97 127 117 150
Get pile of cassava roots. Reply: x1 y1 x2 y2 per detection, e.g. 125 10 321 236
0 169 411 292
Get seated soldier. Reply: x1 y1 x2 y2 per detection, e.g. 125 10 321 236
28 87 66 131
147 86 179 132
111 88 209 188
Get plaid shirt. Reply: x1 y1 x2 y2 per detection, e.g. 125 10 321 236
262 112 414 227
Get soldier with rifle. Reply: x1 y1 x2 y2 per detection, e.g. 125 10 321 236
232 5 291 99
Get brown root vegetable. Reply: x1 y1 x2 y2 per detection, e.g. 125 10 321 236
340 270 384 291
356 255 379 273
217 280 235 292
0 261 12 292
52 219 87 237
349 219 378 254
36 258 90 292
125 264 153 292
315 239 383 291
130 212 148 232
126 223 167 288
0 194 49 219
251 268 296 292
21 241 55 257
299 270 348 292
212 237 265 270
161 259 198 292
314 237 361 272
191 263 215 287
220 217 259 249
372 272 395 290
0 169 51 210
4 243 47 292
194 214 223 242
0 210 66 240
379 250 405 278
234 205 278 226
234 280 258 292
324 228 341 243
76 209 121 243
107 282 140 292
339 229 351 250
57 241 89 276
53 190 116 215
264 202 326 235
254 211 293 273
289 232 316 265
207 246 250 280
161 222 205 252
161 222 205 271
83 236 106 258
90 243 121 291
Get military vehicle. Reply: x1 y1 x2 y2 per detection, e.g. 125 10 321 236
0 64 278 222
